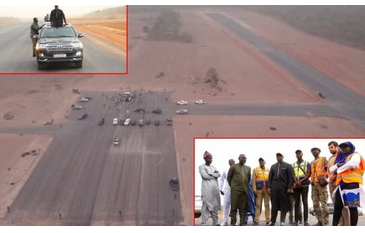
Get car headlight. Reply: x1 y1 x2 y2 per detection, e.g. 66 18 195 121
71 42 83 49
36 44 47 50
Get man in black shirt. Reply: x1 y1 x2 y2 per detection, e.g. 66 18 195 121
267 153 293 226
50 5 67 27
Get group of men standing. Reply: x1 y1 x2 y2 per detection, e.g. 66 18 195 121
198 140 365 226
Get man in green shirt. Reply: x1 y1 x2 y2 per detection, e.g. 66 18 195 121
227 154 251 226
30 17 44 57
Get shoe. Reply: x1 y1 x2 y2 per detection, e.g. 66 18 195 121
314 221 324 226
299 220 303 224
220 222 228 226
267 222 275 226
323 222 329 226
291 222 298 226
253 222 259 226
266 221 271 225
280 222 285 226
304 222 310 226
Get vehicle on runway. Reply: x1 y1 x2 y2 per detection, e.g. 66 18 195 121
145 119 151 125
78 97 89 102
113 118 118 125
35 23 84 70
170 178 179 191
176 109 188 114
139 119 144 127
152 109 162 114
131 119 136 126
154 119 160 126
78 113 88 120
98 118 104 126
177 100 188 105
166 117 172 125
124 118 131 126
195 100 206 105
113 135 120 146
71 104 83 110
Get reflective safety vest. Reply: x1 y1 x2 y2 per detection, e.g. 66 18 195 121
293 160 310 186
254 166 269 190
336 152 365 186
310 157 328 183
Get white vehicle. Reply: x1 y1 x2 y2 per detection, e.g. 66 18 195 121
195 100 206 105
78 97 89 102
176 109 188 114
124 118 131 126
71 104 83 110
113 118 118 125
113 135 119 146
177 100 188 105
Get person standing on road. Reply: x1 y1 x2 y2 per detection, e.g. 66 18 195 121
292 149 310 226
30 17 45 57
50 5 67 27
252 157 270 225
199 151 221 226
227 154 251 226
219 158 235 226
267 153 293 226
302 147 329 226
327 141 350 226
330 141 365 226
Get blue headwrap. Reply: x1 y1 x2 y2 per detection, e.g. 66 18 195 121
335 141 355 164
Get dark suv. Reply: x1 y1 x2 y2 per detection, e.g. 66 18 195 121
35 23 84 70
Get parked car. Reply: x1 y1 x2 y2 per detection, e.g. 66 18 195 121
152 109 162 114
124 118 131 126
177 100 188 105
113 135 119 146
131 119 136 126
145 119 151 125
310 203 334 216
166 117 172 125
195 195 202 218
139 119 144 127
195 100 206 105
176 109 188 114
78 97 89 102
154 119 160 126
113 118 118 125
71 104 83 110
78 113 88 120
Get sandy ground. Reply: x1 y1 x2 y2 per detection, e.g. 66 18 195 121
1 7 365 225
71 17 127 50
0 134 53 221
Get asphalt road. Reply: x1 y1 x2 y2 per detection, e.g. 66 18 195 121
3 91 181 226
207 13 365 131
0 22 126 73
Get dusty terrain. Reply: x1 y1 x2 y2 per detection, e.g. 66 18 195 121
0 134 52 221
70 17 127 50
1 7 365 226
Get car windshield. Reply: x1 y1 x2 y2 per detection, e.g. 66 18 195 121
40 27 76 38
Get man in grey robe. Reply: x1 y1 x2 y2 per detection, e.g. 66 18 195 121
227 154 251 226
199 151 221 226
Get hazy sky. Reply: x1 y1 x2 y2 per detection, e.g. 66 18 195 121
194 138 365 203
0 5 123 19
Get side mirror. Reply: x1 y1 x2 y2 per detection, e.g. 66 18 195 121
78 33 84 38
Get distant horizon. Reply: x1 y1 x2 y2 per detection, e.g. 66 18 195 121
0 5 125 19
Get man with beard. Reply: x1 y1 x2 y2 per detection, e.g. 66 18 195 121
267 153 293 226
199 151 221 226
227 154 251 226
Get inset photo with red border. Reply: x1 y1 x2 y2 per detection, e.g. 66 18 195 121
194 137 365 226
0 5 127 74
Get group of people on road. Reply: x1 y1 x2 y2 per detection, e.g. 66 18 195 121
199 140 365 226
30 5 67 56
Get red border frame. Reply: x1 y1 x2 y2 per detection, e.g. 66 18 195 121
0 5 129 76
192 136 365 226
